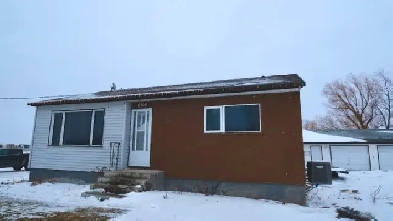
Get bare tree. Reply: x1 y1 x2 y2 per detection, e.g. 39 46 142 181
375 69 393 129
302 119 319 131
320 73 382 129
303 115 341 131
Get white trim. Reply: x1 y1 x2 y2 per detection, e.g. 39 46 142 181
129 108 153 166
89 110 96 145
48 109 105 147
28 107 38 168
147 108 153 151
134 88 300 103
59 112 65 145
204 103 262 133
204 106 223 133
48 113 55 145
130 111 136 151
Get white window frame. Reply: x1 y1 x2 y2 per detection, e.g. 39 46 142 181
48 109 105 146
204 104 261 133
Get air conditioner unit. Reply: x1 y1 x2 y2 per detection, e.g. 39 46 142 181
306 161 332 185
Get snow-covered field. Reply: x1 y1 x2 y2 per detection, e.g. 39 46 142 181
0 168 392 220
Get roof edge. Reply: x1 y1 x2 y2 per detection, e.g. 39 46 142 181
28 83 303 106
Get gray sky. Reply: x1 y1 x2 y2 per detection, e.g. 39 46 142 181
1 0 392 144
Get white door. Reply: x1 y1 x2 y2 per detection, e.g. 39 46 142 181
330 145 370 171
128 108 152 167
378 146 393 171
310 145 323 161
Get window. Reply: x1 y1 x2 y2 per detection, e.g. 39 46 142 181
204 104 261 133
49 110 105 146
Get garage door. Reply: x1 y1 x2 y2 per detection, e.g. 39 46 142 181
378 146 393 171
310 145 323 161
330 145 370 171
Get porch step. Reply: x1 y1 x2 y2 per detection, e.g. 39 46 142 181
103 170 163 179
98 177 148 186
91 169 165 195
91 183 144 193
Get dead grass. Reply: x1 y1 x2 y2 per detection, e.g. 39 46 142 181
0 207 125 220
30 178 59 186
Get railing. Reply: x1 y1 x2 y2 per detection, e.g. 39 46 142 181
110 142 120 170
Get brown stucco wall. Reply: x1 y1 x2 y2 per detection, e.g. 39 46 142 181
146 92 305 186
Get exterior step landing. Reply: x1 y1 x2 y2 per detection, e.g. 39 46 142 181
90 169 164 195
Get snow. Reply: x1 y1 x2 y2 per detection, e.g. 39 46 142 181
29 74 300 105
331 167 347 172
0 168 29 183
380 130 393 133
1 168 393 220
308 171 393 221
303 129 366 143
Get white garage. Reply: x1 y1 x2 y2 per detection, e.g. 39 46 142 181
377 145 393 171
330 145 370 171
310 145 323 161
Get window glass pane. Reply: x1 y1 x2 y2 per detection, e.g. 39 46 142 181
132 113 137 151
51 113 63 146
224 105 260 132
92 110 105 145
205 108 221 131
135 131 145 151
63 111 92 145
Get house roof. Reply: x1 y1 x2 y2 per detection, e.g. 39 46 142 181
302 130 366 143
316 129 393 143
28 74 305 106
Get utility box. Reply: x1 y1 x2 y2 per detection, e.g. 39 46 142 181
306 161 332 185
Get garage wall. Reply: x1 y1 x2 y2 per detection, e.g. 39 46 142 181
303 144 331 165
377 145 393 171
304 144 381 171
368 144 379 170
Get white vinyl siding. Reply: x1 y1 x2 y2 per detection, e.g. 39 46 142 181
377 145 393 171
330 145 370 171
30 101 127 172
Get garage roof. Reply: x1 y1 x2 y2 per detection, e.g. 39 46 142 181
303 130 366 143
317 130 393 143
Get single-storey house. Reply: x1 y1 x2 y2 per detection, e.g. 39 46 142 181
27 74 306 204
303 129 393 171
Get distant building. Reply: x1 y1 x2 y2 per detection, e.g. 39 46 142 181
0 144 30 149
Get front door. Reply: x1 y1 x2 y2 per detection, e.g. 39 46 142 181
128 108 152 167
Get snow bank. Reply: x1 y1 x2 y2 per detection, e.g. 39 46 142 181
303 130 366 143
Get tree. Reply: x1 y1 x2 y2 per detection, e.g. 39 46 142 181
305 72 385 130
375 69 393 129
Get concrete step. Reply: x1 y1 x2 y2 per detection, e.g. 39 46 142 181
103 170 160 179
90 183 144 193
98 177 148 186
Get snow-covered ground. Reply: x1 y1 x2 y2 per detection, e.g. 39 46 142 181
0 168 392 220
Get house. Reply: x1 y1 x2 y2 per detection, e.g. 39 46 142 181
27 74 306 205
303 129 393 171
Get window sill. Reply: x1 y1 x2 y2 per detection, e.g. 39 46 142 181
204 131 262 135
48 145 103 148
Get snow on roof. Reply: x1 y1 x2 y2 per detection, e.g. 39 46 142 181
28 74 306 106
303 130 366 143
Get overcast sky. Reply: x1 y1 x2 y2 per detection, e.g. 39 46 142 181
1 0 392 144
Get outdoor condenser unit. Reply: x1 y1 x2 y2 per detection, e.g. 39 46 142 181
306 161 332 185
